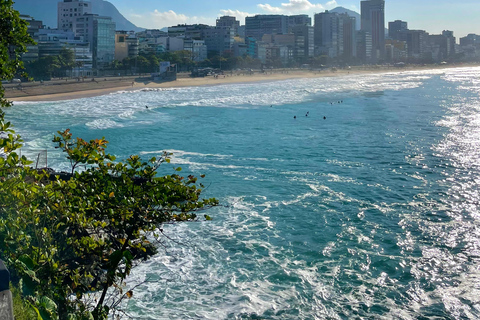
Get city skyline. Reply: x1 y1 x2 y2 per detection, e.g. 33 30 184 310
106 0 480 38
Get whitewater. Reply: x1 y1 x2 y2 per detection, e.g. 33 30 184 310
8 66 480 319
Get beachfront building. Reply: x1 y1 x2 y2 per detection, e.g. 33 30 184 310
184 39 208 62
152 37 184 53
339 13 357 63
115 31 139 61
260 33 294 64
427 31 456 62
202 26 235 55
166 24 234 56
314 11 357 62
57 0 92 31
314 11 340 58
388 20 407 40
216 16 240 36
460 34 480 47
37 29 93 76
257 42 292 66
459 34 480 61
20 15 43 62
356 30 372 63
136 30 169 54
385 39 407 62
398 29 429 61
288 14 312 30
291 25 314 61
167 24 208 40
75 14 115 68
245 15 288 40
361 0 385 62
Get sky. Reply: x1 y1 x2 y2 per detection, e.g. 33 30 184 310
106 0 480 38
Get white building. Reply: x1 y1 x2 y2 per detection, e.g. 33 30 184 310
184 39 208 62
57 0 92 31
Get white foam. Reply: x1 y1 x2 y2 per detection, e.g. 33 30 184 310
85 118 123 129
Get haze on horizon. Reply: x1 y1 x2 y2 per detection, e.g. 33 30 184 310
106 0 480 38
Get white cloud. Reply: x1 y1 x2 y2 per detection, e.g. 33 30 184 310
257 3 284 13
127 10 213 29
219 9 257 24
281 0 324 11
257 0 331 14
348 5 359 12
325 0 338 9
151 10 189 25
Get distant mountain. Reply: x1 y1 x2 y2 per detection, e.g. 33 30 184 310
330 7 361 30
91 0 143 31
13 0 143 31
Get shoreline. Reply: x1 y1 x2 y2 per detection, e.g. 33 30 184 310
5 64 478 102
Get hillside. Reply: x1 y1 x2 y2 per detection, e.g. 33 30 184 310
13 0 143 31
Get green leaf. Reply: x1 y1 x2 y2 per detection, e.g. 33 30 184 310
18 255 35 270
39 295 57 314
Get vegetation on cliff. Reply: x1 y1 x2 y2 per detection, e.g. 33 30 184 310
0 1 218 319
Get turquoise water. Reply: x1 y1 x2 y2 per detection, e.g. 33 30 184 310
8 67 480 319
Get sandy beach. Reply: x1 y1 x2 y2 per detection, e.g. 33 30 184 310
3 65 472 102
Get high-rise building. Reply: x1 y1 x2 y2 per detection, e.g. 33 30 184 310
442 30 456 57
288 14 312 30
361 0 385 62
460 34 479 47
356 30 372 62
292 25 314 60
58 0 92 31
398 29 429 60
428 30 456 61
202 27 235 55
216 16 240 35
245 15 288 40
389 20 407 40
340 13 357 62
75 14 115 68
314 11 339 58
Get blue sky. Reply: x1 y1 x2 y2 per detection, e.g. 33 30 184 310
107 0 480 38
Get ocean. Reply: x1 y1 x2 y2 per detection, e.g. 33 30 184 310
8 66 480 319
